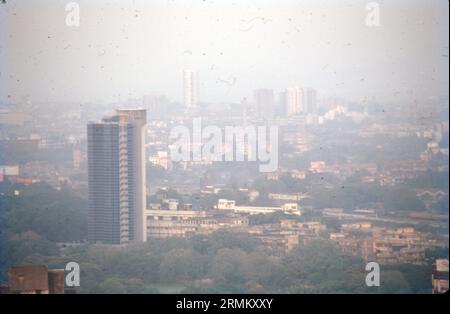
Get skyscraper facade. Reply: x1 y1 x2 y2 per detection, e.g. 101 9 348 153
183 70 198 109
87 109 147 244
286 87 304 116
285 87 317 116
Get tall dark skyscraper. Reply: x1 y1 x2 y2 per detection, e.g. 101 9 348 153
87 109 147 245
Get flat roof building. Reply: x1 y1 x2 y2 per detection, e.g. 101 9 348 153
87 109 147 244
432 259 449 294
7 265 65 294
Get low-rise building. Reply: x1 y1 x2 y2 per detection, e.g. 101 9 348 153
432 259 449 294
268 193 308 202
145 209 248 239
5 265 66 294
216 199 301 215
330 225 447 265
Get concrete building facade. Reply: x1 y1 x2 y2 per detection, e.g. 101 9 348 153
87 109 147 244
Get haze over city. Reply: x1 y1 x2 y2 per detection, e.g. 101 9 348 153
1 0 448 105
0 0 449 298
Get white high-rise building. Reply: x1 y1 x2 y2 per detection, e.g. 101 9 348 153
286 87 305 116
183 70 198 109
285 87 317 116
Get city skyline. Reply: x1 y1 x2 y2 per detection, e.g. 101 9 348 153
0 0 448 298
1 0 448 105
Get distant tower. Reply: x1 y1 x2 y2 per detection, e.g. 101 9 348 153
286 87 305 116
87 109 147 244
183 70 198 109
305 88 317 114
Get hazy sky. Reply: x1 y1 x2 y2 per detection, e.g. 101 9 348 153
1 0 448 105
